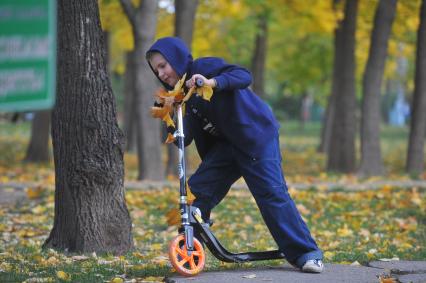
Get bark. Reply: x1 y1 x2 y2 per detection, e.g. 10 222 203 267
120 0 164 180
358 0 397 176
23 110 51 162
327 0 358 173
44 0 133 254
168 0 199 177
406 0 426 174
251 14 268 98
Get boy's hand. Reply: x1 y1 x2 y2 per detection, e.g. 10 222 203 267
186 74 216 89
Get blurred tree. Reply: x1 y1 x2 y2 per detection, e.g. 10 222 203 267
358 0 397 177
163 0 200 177
23 111 51 163
44 0 133 254
175 0 199 45
123 51 137 152
327 0 358 173
406 0 426 175
250 7 269 97
120 0 165 180
318 0 344 154
99 0 133 150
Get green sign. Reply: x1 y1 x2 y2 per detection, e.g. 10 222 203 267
0 0 56 112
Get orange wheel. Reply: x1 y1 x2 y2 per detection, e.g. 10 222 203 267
168 234 205 276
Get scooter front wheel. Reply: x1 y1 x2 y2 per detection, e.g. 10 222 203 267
169 234 205 276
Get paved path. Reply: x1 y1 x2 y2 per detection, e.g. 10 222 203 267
166 261 426 283
2 179 426 192
0 187 26 205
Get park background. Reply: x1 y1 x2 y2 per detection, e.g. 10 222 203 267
0 0 425 282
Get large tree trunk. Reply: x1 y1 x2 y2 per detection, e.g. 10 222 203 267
166 0 199 177
327 0 358 173
24 110 51 162
44 0 133 254
251 14 268 98
406 0 426 174
358 0 397 176
120 0 164 180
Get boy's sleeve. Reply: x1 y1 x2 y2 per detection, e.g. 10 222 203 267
195 57 252 91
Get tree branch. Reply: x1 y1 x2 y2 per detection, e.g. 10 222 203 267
119 0 136 25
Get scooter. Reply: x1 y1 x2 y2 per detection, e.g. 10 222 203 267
168 79 285 276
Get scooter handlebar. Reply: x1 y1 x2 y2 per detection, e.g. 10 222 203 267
196 78 204 87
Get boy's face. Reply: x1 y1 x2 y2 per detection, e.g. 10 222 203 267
149 53 179 87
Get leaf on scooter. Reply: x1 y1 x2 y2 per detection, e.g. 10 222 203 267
165 183 196 226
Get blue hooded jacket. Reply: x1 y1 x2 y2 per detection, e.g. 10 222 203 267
147 37 279 159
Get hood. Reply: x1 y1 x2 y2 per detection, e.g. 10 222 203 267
146 37 193 90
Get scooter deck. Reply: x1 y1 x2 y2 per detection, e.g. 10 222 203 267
197 221 285 263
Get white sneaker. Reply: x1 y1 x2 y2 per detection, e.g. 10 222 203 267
302 259 324 273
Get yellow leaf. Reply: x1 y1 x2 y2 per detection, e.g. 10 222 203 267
142 276 164 282
166 208 180 226
198 85 213 101
150 106 169 119
173 73 186 93
56 270 71 281
26 186 44 199
165 133 176 144
337 225 353 237
182 86 195 102
151 243 162 251
110 278 124 283
31 205 46 214
163 114 175 128
323 251 334 259
133 252 144 259
379 276 398 283
186 183 195 202
45 256 60 265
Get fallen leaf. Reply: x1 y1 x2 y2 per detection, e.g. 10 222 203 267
72 255 90 261
141 276 164 282
110 277 124 283
56 270 71 281
379 257 399 262
26 186 44 199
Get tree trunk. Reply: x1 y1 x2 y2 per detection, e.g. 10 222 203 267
406 0 426 174
174 0 199 45
318 0 342 153
167 0 199 177
251 14 268 98
123 51 137 152
327 0 358 173
358 0 397 177
44 0 133 254
120 0 164 180
23 110 51 162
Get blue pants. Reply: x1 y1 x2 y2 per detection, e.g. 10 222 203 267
188 137 322 266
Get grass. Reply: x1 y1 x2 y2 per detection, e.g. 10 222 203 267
0 186 425 282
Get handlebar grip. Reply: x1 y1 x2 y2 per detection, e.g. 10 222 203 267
195 78 204 87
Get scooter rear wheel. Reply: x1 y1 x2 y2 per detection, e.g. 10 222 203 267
169 234 205 276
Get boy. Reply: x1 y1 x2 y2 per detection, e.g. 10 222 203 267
146 37 324 273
